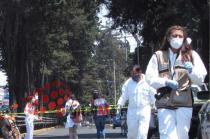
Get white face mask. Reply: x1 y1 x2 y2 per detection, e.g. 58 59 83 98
35 95 38 100
169 37 184 49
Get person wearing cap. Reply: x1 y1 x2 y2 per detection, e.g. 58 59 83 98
64 95 82 139
24 93 41 139
145 25 207 139
92 91 109 139
117 65 156 139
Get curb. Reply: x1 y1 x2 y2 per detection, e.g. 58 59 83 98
21 126 59 138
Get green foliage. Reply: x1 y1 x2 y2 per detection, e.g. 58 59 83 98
90 29 130 104
0 0 102 110
105 0 209 82
0 0 133 109
105 0 209 46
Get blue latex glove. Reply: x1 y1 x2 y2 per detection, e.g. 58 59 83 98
165 80 179 90
184 61 193 73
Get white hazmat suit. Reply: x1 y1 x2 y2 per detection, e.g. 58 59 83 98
118 74 156 139
146 49 207 139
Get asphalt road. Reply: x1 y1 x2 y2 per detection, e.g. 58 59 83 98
33 125 127 139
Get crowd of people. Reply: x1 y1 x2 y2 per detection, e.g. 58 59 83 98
0 25 206 139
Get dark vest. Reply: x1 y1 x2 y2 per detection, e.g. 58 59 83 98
155 50 192 109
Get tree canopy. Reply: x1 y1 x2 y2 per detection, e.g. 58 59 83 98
105 0 209 77
0 0 131 111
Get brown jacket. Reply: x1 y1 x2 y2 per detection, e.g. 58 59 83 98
155 50 193 109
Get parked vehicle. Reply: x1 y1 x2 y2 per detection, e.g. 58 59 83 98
198 100 210 139
120 110 127 136
194 86 210 139
112 108 127 136
147 83 209 139
112 114 121 129
189 83 209 139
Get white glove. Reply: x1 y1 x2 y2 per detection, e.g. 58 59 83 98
116 105 121 115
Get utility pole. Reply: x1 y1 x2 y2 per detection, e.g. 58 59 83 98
113 59 117 106
137 46 140 65
124 36 128 64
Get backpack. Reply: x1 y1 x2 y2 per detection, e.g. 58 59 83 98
94 98 109 117
69 100 83 123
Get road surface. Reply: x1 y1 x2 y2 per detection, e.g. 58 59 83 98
34 125 127 139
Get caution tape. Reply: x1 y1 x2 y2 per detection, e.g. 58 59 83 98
0 104 128 116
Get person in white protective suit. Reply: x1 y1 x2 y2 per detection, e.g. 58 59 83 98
24 93 41 139
145 25 207 139
117 65 156 139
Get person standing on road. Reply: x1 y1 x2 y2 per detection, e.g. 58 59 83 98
145 25 207 139
93 91 109 139
24 93 41 139
64 95 82 139
117 65 156 139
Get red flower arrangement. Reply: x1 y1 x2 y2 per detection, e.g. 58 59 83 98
50 91 58 99
57 97 64 106
48 101 56 110
64 95 69 101
11 103 19 110
42 95 49 104
51 80 59 87
40 107 46 114
58 89 65 96
44 83 50 89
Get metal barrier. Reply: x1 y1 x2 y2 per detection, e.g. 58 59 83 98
0 113 59 138
15 114 58 128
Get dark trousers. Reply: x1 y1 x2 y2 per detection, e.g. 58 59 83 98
94 116 106 139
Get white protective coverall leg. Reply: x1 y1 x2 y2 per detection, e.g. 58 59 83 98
25 117 34 139
127 105 151 139
158 107 192 139
118 75 156 139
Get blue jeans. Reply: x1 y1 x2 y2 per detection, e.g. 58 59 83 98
94 116 106 139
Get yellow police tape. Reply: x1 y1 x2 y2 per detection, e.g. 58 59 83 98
0 105 128 116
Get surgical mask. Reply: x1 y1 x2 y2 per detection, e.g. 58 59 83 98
132 75 140 82
169 37 183 49
35 95 38 100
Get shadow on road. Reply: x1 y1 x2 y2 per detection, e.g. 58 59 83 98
79 133 127 138
34 133 127 139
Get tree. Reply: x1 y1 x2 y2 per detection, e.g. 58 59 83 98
0 0 102 111
90 29 131 104
105 0 209 81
